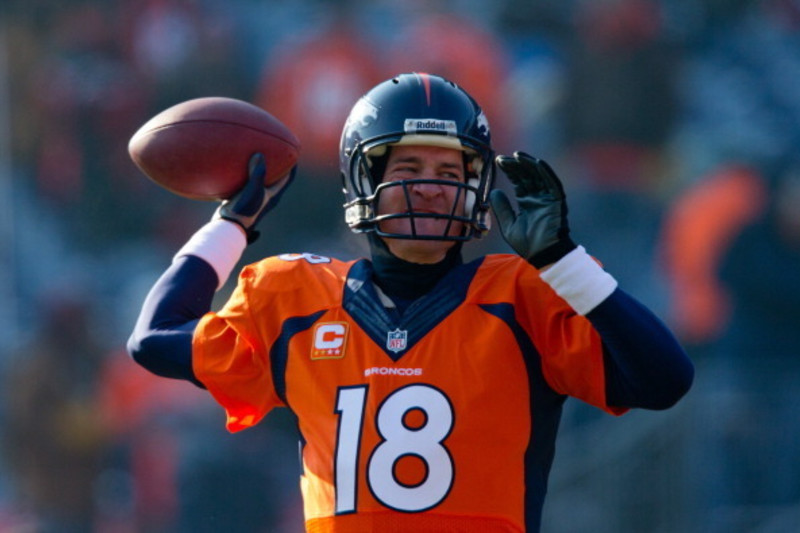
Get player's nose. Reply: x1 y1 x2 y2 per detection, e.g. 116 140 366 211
408 176 445 198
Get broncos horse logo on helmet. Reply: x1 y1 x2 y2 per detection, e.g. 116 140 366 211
339 73 495 241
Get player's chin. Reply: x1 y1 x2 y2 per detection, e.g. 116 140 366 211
383 237 456 264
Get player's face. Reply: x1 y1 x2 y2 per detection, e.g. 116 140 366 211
376 145 466 264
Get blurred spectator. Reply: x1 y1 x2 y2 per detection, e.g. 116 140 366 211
122 0 251 108
659 162 768 346
562 0 676 191
22 1 156 246
97 350 305 532
559 0 680 313
672 0 800 179
497 1 568 160
1 292 109 532
255 2 382 173
689 160 800 530
662 0 800 346
95 350 201 531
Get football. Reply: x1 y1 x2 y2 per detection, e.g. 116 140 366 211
128 97 301 200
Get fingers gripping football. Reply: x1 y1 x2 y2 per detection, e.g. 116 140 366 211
490 152 576 268
215 153 295 243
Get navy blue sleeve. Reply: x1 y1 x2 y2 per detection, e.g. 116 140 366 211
127 255 219 388
585 288 694 410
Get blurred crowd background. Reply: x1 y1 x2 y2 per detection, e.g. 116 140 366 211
1 0 799 531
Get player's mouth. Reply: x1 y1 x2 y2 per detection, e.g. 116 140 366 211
408 205 452 216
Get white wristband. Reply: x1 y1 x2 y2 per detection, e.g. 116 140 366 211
174 219 247 290
539 246 618 315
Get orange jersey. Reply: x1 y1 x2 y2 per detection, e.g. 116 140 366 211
193 252 625 532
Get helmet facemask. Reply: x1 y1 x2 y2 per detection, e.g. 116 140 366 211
344 135 494 241
343 137 494 241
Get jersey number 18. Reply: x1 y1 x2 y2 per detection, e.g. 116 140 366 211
334 383 455 514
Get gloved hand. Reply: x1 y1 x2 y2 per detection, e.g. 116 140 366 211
490 151 576 268
215 152 295 243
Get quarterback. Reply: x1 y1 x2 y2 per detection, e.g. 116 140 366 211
129 73 693 532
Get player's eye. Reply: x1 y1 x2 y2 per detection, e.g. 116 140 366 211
386 165 419 180
439 170 463 181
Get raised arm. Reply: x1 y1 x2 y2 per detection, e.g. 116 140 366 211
127 254 218 387
491 152 693 409
127 153 294 386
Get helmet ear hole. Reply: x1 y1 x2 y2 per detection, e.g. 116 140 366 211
464 177 479 217
365 146 390 186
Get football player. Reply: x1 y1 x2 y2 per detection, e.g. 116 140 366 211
128 73 693 532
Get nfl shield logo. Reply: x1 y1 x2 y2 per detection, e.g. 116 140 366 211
386 328 408 353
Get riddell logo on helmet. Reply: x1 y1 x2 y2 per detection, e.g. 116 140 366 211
405 119 457 135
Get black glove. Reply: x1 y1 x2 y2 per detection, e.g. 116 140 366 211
490 152 576 268
215 153 295 243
